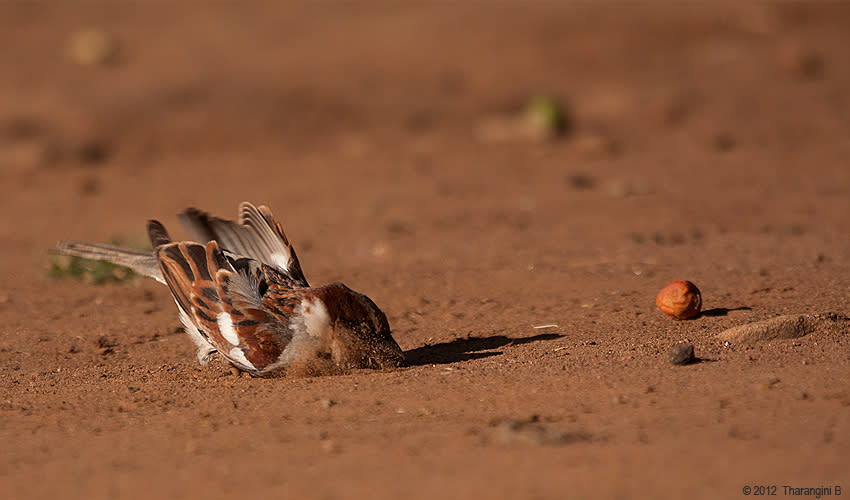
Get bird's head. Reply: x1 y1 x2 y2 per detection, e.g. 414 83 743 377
304 282 404 370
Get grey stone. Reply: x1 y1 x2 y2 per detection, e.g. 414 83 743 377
669 343 695 365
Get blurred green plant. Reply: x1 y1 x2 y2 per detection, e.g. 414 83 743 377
49 234 150 285
523 95 571 139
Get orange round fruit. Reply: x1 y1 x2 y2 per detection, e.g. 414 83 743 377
656 280 702 320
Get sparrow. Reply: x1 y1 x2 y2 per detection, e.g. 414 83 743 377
53 202 405 376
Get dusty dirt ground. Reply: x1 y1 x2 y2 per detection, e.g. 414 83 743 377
1 2 849 499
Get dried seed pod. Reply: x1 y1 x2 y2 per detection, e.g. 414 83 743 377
656 280 702 320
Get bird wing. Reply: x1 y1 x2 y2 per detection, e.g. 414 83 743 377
177 202 308 287
155 239 301 374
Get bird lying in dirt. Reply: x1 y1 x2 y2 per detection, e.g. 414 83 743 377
54 202 405 376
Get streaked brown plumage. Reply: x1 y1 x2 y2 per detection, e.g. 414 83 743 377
54 202 404 376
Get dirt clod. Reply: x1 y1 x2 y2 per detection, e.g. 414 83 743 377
716 313 850 345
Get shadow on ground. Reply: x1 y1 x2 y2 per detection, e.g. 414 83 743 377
404 333 563 366
701 306 752 317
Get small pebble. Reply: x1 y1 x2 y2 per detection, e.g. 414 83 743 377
669 342 695 365
712 133 737 152
370 241 390 257
79 177 101 196
572 132 619 157
779 44 824 79
76 139 110 164
4 117 44 141
495 417 591 446
606 178 653 198
68 29 120 67
566 172 595 190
